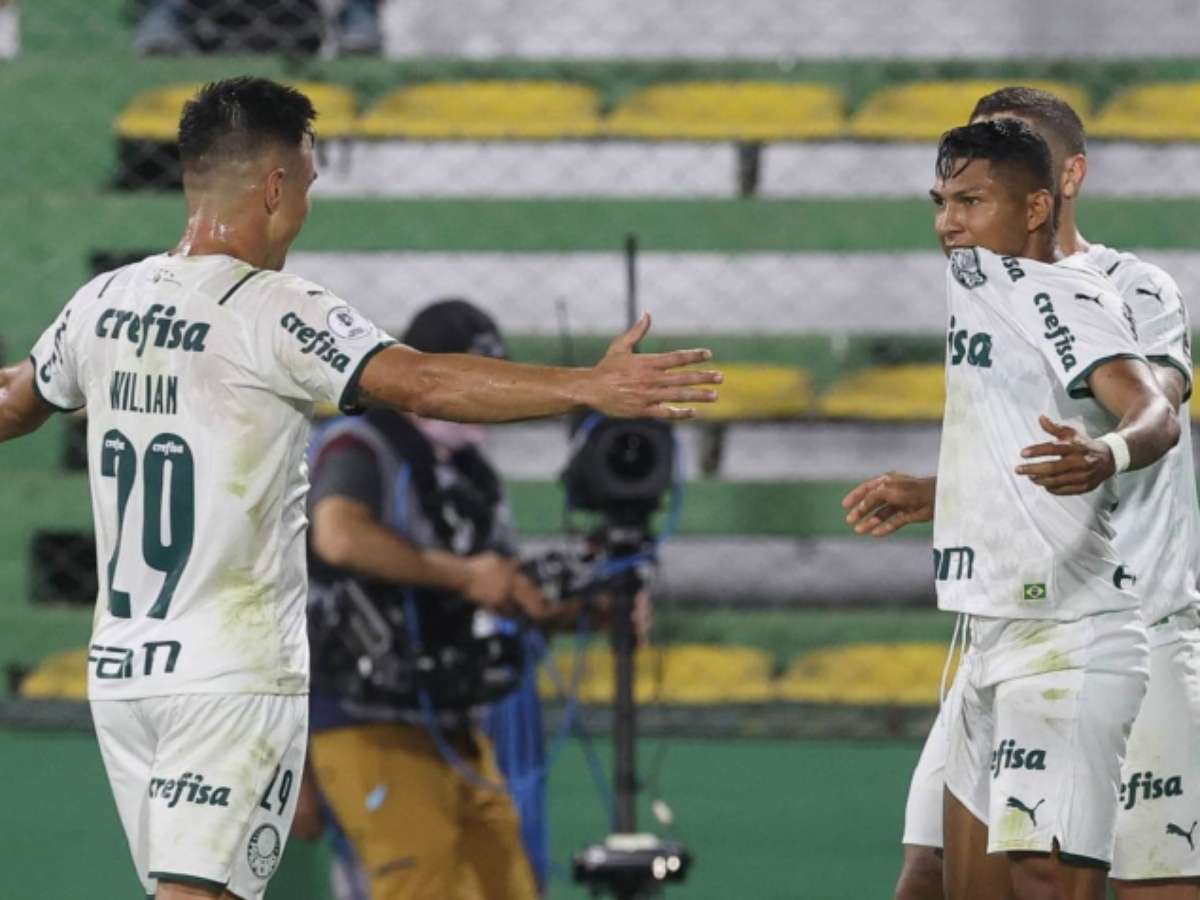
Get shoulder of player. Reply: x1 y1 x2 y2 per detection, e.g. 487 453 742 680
1113 256 1182 310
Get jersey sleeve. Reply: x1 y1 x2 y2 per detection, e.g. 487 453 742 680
250 278 395 413
1120 262 1192 399
1017 269 1145 400
28 292 88 412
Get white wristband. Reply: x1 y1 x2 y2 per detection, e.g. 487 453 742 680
1098 432 1131 474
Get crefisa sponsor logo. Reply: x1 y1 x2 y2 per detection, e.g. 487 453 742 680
991 738 1048 780
1120 771 1183 811
148 771 232 808
279 312 352 372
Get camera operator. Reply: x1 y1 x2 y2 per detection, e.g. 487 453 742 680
304 299 545 900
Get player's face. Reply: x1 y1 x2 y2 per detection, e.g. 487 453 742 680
930 158 1033 258
264 135 317 270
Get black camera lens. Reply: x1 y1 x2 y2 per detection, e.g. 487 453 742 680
605 432 658 483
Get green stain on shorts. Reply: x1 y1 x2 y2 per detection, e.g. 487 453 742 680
1041 688 1070 701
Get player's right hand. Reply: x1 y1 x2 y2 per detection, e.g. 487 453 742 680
587 313 722 420
842 472 936 537
463 552 518 613
509 572 552 621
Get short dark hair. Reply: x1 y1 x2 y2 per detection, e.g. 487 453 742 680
178 77 317 175
936 119 1055 197
970 86 1086 157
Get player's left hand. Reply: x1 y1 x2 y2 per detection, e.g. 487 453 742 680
1016 415 1116 495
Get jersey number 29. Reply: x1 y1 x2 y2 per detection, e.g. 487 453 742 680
100 429 195 619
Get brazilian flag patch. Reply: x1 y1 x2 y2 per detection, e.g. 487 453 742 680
1023 583 1047 601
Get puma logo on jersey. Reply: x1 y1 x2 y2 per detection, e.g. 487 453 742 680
149 771 232 808
1034 293 1077 372
1121 771 1184 810
279 312 352 373
1006 796 1045 826
95 305 210 357
946 317 993 368
1136 286 1165 305
1167 821 1197 851
1074 292 1101 305
992 739 1047 779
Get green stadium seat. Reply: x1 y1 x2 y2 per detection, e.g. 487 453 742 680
115 82 358 141
778 641 956 706
693 363 814 421
1090 83 1200 140
539 644 776 704
605 81 845 141
354 81 603 140
848 80 1090 141
817 364 944 420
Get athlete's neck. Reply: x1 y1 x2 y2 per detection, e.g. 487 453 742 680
1018 227 1060 265
173 198 275 270
1054 200 1089 257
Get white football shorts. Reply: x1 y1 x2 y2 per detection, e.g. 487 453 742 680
902 696 950 849
943 609 1148 863
91 692 308 899
1112 607 1200 880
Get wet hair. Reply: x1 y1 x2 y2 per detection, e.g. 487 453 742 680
936 119 1056 197
970 86 1086 157
178 76 317 176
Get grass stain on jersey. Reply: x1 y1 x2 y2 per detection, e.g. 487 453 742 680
994 805 1036 848
1041 688 1071 701
215 567 276 679
1032 648 1074 675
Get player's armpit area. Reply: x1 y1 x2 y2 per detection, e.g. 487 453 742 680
0 359 56 442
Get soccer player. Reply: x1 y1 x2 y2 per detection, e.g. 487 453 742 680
849 88 1200 900
0 77 720 900
847 118 1179 900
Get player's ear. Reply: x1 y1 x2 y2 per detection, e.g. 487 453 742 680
1060 154 1087 202
1027 188 1054 233
264 167 286 215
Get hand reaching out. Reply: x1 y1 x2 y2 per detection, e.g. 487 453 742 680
842 472 936 537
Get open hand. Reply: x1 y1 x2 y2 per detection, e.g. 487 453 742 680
1016 415 1115 495
842 472 936 536
588 313 721 420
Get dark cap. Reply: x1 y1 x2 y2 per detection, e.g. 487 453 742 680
401 299 507 358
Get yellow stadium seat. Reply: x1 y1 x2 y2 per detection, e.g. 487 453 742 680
1090 83 1200 141
848 80 1090 141
778 641 957 706
355 81 602 139
817 364 944 420
606 82 845 141
19 647 88 701
539 644 775 704
692 363 814 421
115 82 358 141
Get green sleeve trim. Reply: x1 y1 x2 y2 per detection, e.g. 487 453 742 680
338 340 395 415
148 871 227 892
26 354 84 413
1065 352 1144 399
1146 354 1193 402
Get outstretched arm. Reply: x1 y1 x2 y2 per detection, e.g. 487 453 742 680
1016 358 1179 495
354 314 720 423
842 472 936 537
0 360 54 442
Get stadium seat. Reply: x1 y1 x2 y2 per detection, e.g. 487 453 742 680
848 80 1090 141
605 82 845 141
540 644 776 704
354 81 603 139
1090 83 1200 140
778 641 957 706
114 81 358 141
817 364 944 420
18 647 88 701
693 363 814 421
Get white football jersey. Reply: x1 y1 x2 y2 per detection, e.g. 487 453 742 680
934 247 1145 621
29 253 394 700
1082 244 1200 625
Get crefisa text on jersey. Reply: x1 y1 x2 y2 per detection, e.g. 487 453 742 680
109 369 178 415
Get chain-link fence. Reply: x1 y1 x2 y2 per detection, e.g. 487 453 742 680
6 0 1200 741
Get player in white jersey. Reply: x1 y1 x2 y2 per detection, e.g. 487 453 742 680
3 78 721 900
846 119 1179 900
848 89 1200 900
